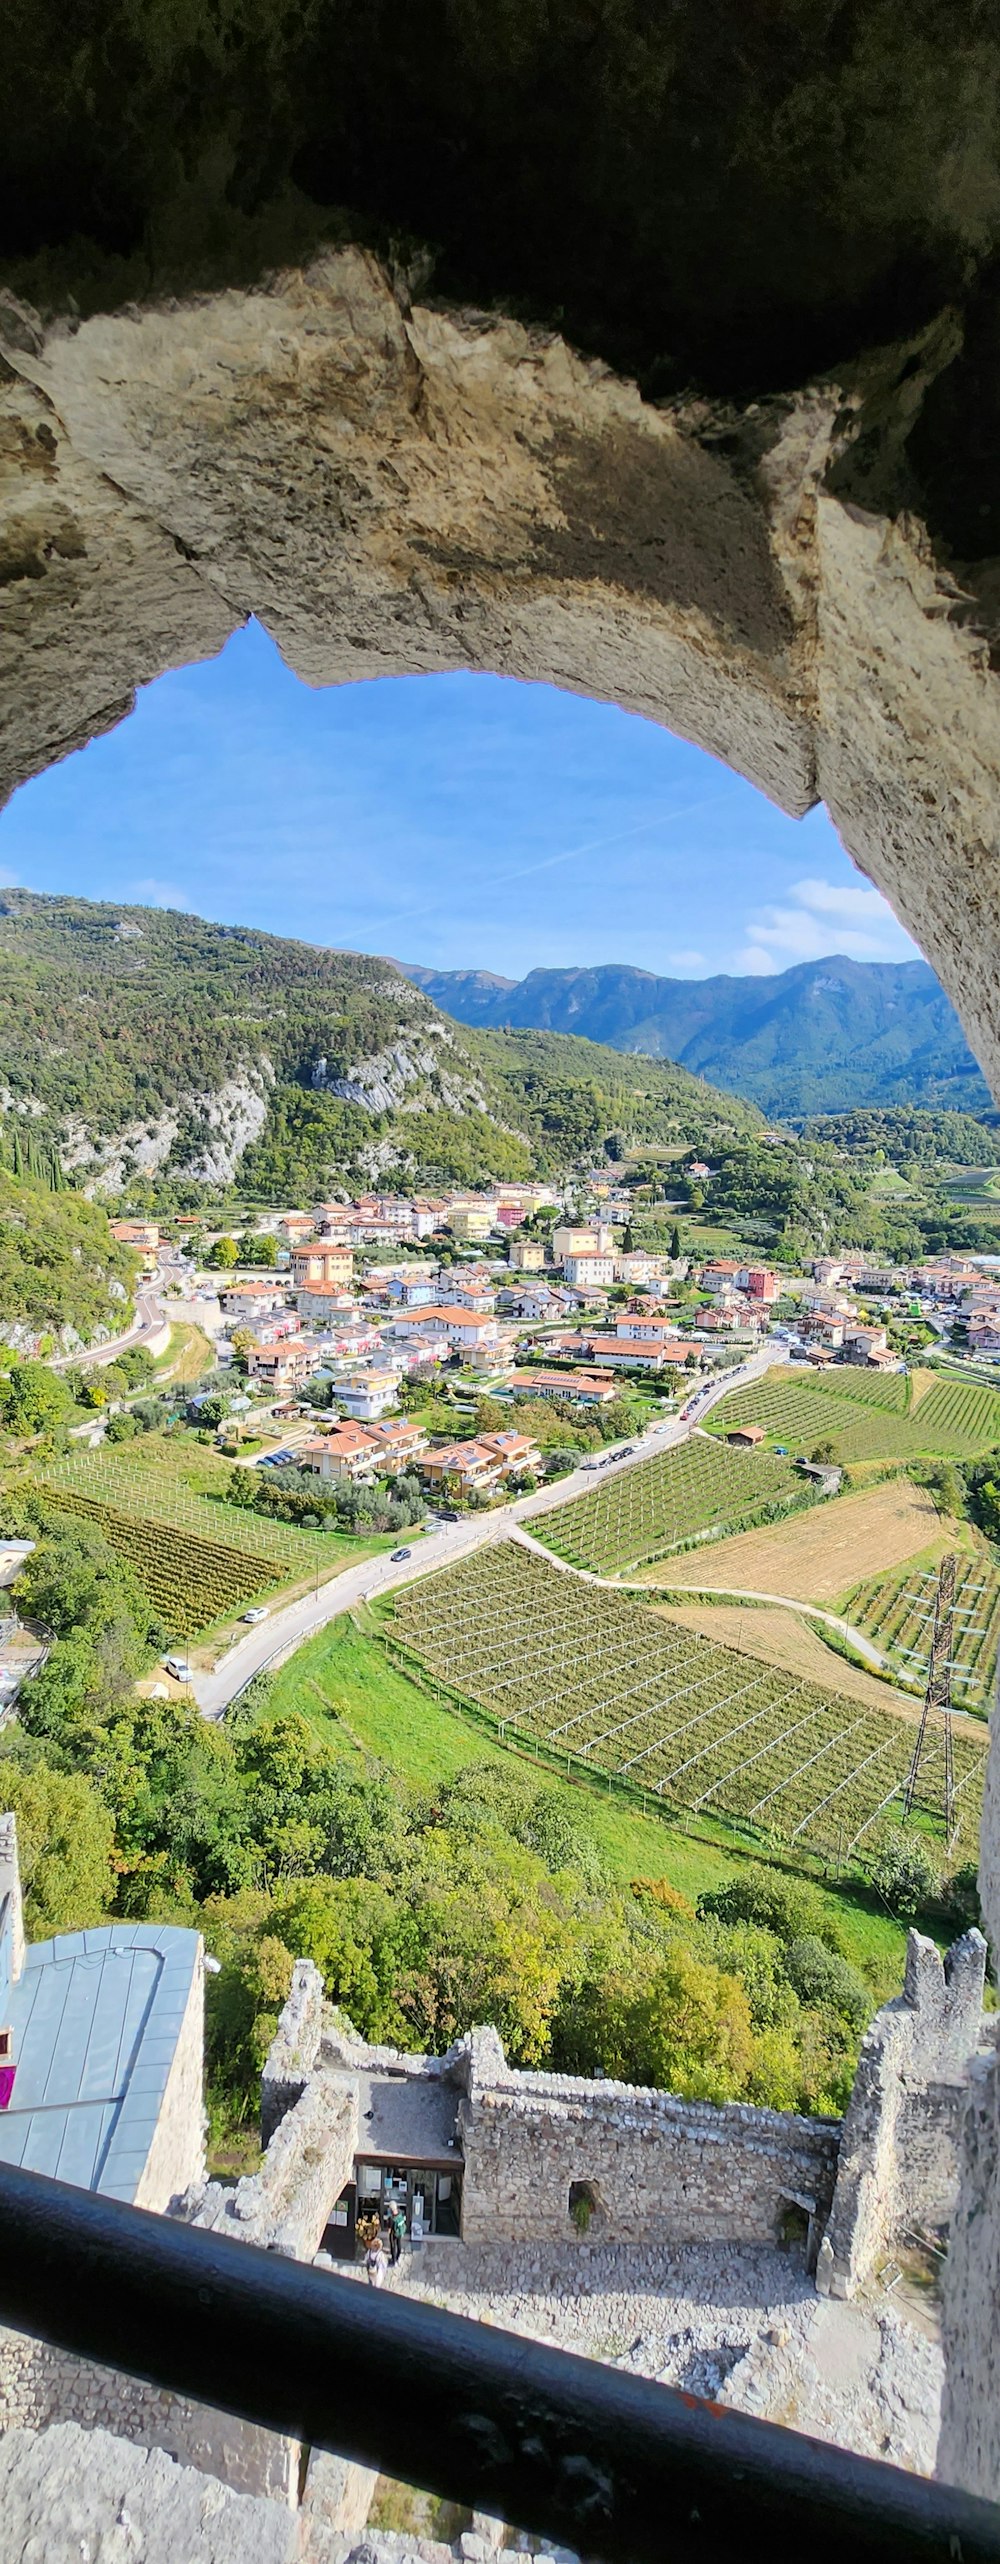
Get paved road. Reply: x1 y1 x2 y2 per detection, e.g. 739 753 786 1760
52 1256 184 1370
190 1343 792 1721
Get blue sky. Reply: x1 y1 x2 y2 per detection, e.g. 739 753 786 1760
0 618 919 982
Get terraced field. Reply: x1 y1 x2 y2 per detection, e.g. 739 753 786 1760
41 1485 279 1636
41 1439 364 1634
705 1367 1000 1464
847 1552 1000 1714
388 1545 985 1867
44 1445 339 1572
536 1435 807 1576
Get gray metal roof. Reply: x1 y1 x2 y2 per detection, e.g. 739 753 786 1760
352 2067 461 2168
0 1922 200 2203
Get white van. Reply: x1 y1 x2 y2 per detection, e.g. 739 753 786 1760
164 1654 192 1681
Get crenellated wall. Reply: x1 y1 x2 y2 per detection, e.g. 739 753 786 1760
817 1929 987 2302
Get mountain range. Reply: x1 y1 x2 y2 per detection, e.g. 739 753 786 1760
401 956 991 1120
0 892 761 1203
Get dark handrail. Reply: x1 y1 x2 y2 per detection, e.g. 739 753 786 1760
0 2163 995 2564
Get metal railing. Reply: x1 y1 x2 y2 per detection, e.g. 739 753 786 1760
0 2164 997 2564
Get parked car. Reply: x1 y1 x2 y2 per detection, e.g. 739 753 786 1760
164 1655 192 1681
242 1606 270 1624
390 1547 412 1563
438 1508 460 1522
258 1448 296 1467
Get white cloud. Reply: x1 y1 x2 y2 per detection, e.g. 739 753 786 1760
666 948 707 973
734 874 919 975
0 867 21 889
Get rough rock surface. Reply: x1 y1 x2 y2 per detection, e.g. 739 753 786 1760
3 250 1000 1110
364 2238 942 2476
0 2420 297 2563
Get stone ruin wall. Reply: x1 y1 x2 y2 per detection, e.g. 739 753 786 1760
817 1928 987 2302
0 1944 987 2506
453 2024 839 2258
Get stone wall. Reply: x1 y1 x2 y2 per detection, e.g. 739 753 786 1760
816 1929 986 2303
261 1957 325 2146
454 2028 839 2257
0 2330 299 2505
134 1939 207 2213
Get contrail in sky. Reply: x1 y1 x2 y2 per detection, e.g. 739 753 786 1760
388 787 740 933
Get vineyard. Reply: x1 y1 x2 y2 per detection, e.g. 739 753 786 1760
41 1485 277 1635
388 1545 986 1867
39 1440 351 1635
44 1447 339 1572
705 1367 1000 1464
847 1553 1000 1714
536 1436 807 1577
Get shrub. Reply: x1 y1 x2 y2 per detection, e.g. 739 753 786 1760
782 1935 871 2032
868 1841 940 1917
697 1862 847 1954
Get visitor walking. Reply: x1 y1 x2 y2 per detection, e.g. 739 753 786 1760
389 2204 406 2266
365 2237 388 2288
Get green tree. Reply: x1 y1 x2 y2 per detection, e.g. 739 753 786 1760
670 1224 681 1258
209 1236 240 1269
868 1840 939 1917
0 1763 115 1936
0 1362 73 1436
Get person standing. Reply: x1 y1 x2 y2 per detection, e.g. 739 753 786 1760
365 2237 388 2288
389 2204 406 2266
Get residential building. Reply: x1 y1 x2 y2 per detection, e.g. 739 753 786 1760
300 1426 381 1482
968 1316 1000 1353
451 1275 497 1311
615 1251 657 1285
335 1369 402 1420
279 1213 316 1242
508 1368 616 1405
508 1238 546 1272
479 1429 542 1474
420 1439 506 1497
802 1311 846 1349
246 1339 317 1391
554 1222 613 1260
844 1323 889 1363
583 1336 666 1373
294 1282 358 1323
700 1258 743 1292
497 1286 560 1321
614 1315 683 1343
365 1418 428 1469
109 1219 160 1253
738 1266 779 1302
291 1244 354 1289
219 1281 289 1319
386 1273 438 1307
407 1303 501 1354
449 1203 498 1242
562 1252 616 1289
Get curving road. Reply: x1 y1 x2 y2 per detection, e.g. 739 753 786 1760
190 1345 788 1722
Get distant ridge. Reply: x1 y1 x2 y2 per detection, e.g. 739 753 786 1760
401 954 991 1119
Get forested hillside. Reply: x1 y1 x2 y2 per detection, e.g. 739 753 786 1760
0 892 761 1200
0 1162 136 1346
403 954 992 1118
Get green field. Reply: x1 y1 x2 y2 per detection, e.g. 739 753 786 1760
705 1366 1000 1464
387 1545 986 1868
536 1435 808 1576
265 1616 911 1983
847 1553 1000 1714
